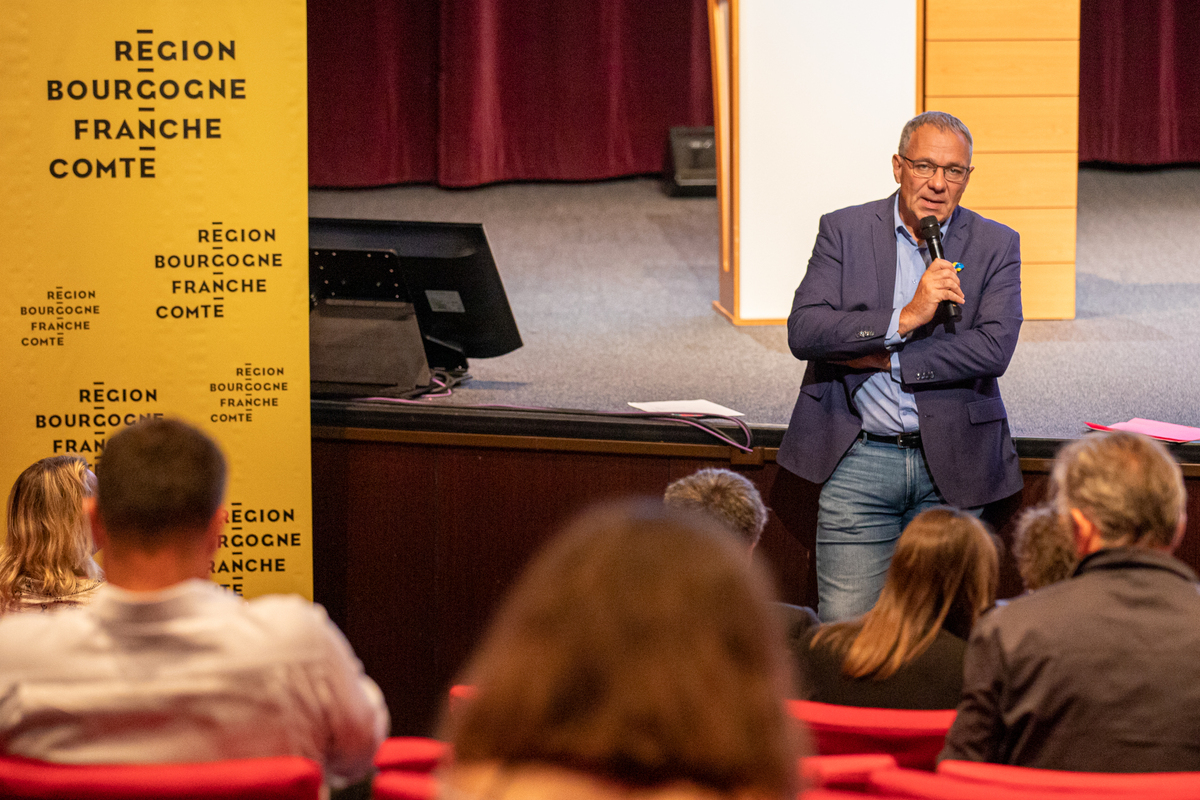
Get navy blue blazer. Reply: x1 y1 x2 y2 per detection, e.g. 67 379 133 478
776 194 1023 508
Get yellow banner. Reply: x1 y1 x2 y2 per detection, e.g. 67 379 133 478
0 1 312 599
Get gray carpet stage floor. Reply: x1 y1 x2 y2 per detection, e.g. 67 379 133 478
310 166 1200 440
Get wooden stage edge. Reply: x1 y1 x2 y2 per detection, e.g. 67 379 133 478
310 401 1200 735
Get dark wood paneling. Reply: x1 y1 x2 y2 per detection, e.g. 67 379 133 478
431 449 676 723
312 434 1200 735
312 439 439 736
1178 479 1200 570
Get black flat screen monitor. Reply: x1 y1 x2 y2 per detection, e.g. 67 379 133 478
309 218 522 371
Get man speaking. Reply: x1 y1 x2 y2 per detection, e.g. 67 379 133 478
777 111 1023 622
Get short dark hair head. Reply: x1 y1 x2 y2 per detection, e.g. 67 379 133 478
663 468 768 548
443 499 799 796
96 418 227 545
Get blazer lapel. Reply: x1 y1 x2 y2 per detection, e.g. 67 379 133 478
941 206 969 263
941 208 976 306
873 195 898 309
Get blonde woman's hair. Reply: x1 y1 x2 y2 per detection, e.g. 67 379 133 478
812 507 998 680
0 456 102 611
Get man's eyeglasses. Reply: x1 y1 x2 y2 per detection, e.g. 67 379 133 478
898 155 972 184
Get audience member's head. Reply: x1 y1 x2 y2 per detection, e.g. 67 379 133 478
663 468 767 551
441 499 800 799
1012 504 1078 591
95 417 226 545
1049 431 1186 555
89 418 227 590
0 456 102 612
0 419 386 783
813 507 997 680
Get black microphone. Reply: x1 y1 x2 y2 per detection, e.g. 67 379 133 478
918 215 961 323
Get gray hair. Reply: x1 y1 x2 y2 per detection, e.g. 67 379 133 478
1049 431 1186 549
898 111 973 159
664 468 768 549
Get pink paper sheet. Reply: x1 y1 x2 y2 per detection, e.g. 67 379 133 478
1083 418 1200 443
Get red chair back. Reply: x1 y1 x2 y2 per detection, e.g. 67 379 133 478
801 790 910 800
801 753 898 791
938 759 1200 798
0 755 322 800
870 766 1200 800
448 684 476 716
870 767 1109 800
373 737 448 772
373 770 438 800
789 700 956 769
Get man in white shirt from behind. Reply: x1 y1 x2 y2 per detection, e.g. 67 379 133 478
0 418 388 789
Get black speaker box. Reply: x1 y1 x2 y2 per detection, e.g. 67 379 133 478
309 298 431 397
664 126 717 197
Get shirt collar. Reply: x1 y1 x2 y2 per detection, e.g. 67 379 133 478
90 578 235 624
1074 546 1198 582
893 194 954 246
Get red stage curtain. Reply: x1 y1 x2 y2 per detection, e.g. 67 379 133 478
309 1 1200 187
308 0 713 188
308 0 440 187
1079 0 1200 164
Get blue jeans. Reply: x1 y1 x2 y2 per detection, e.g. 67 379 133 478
815 434 947 623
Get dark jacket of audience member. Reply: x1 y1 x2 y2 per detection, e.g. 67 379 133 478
438 500 802 800
794 507 997 709
942 431 1200 772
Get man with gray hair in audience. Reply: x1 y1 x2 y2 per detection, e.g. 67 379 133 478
665 467 819 639
0 418 388 790
941 430 1200 771
664 468 768 552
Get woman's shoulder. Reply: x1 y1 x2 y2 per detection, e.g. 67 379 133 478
11 578 104 613
925 628 968 661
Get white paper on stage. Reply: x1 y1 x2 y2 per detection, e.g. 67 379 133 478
628 400 745 417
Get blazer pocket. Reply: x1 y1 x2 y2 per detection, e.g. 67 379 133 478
800 382 829 400
968 396 1007 424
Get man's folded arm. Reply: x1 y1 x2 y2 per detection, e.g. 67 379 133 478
788 214 894 363
900 232 1022 385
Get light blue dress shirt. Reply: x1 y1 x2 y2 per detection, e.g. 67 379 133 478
853 197 952 435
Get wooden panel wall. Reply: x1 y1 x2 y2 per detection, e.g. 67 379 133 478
313 436 814 736
924 0 1080 319
311 433 1046 735
313 432 1200 736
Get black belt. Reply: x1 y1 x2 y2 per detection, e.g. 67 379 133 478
863 430 922 448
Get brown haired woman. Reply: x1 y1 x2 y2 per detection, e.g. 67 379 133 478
795 507 998 709
0 456 104 613
439 499 802 800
